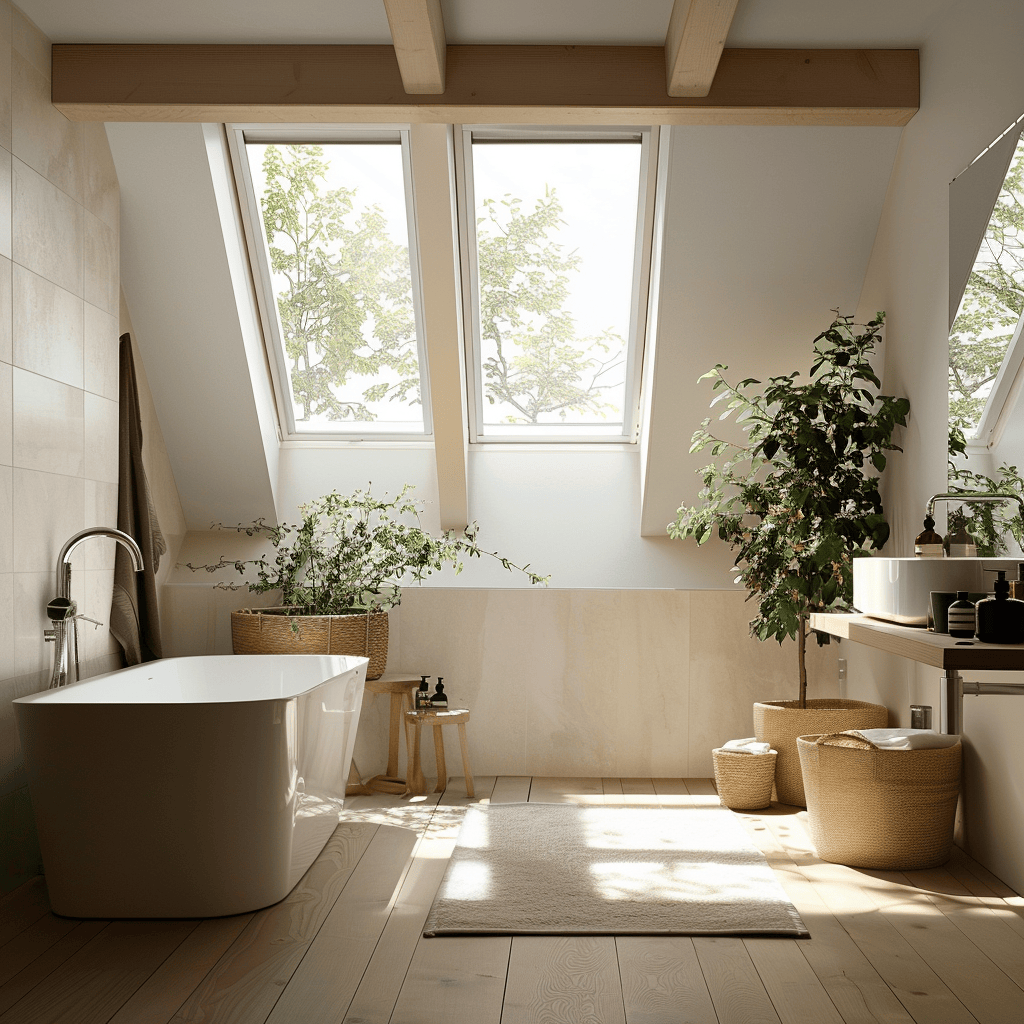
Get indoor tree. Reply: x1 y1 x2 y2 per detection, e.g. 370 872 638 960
669 311 910 707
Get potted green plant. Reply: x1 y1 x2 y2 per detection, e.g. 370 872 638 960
669 311 908 805
183 484 548 679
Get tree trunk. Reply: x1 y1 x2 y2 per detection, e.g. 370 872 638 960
798 612 808 708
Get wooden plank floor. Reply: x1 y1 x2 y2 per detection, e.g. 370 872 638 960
1 778 1022 1023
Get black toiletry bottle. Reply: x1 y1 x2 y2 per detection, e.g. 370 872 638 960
416 675 431 710
975 571 1024 644
947 592 976 638
432 678 448 708
914 515 945 558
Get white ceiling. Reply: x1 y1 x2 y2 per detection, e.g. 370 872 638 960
17 0 959 47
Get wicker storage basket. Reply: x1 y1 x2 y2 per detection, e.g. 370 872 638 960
230 607 388 680
712 748 778 810
753 699 889 807
797 733 962 870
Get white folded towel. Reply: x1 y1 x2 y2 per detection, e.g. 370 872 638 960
853 728 961 750
721 737 771 755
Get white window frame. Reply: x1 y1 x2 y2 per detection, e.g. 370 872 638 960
455 125 659 445
227 124 434 443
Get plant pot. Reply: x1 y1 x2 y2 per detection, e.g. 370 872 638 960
753 698 888 807
230 607 388 680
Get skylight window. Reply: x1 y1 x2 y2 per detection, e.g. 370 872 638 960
950 132 1024 438
459 128 655 443
232 128 430 439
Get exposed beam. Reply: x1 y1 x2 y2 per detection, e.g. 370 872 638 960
665 0 740 97
408 124 468 531
51 45 919 127
383 0 446 95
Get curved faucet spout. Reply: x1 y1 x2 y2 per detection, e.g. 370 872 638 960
47 527 145 688
55 527 144 598
926 492 1024 540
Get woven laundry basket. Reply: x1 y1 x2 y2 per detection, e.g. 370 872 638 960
797 733 962 870
230 607 389 680
754 699 889 807
712 748 778 810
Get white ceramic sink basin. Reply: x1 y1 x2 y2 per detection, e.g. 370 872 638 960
853 557 1021 626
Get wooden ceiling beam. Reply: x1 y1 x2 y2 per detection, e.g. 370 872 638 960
382 0 446 95
50 45 919 127
665 0 740 97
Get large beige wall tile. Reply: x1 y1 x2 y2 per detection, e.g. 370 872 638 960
547 590 692 777
0 148 10 261
82 479 118 570
12 158 82 296
397 588 694 778
11 7 47 80
84 393 117 484
82 123 118 231
0 465 10 572
0 360 10 465
84 302 118 400
0 2 12 153
0 572 12 682
13 570 52 678
686 589 838 776
13 467 84 573
12 367 83 476
398 587 530 777
84 210 117 315
12 51 81 203
69 567 118 664
12 264 83 387
159 585 214 659
0 255 11 362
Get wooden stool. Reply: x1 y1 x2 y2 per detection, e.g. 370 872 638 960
354 672 423 795
404 708 474 798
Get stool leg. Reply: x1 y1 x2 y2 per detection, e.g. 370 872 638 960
458 722 474 798
433 723 447 794
385 692 402 779
408 721 426 796
401 692 414 782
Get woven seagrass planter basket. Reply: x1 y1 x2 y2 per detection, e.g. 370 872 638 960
230 607 388 680
712 748 778 810
797 733 962 870
753 698 888 807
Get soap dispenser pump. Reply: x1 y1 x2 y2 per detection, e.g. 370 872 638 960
915 515 945 558
415 675 432 710
975 570 1024 644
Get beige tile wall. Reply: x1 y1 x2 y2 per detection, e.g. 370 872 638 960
0 2 123 891
383 587 839 781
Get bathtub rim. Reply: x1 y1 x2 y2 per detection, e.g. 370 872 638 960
13 653 369 706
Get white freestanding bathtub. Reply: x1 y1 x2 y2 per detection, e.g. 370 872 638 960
14 654 366 918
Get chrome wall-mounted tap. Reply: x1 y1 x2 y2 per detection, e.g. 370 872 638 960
926 492 1024 538
45 527 143 688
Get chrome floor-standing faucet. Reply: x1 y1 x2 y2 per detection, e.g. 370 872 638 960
45 527 144 688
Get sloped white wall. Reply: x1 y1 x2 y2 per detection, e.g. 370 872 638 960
107 121 278 529
851 0 1024 893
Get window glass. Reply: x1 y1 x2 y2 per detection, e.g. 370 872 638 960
246 139 427 436
950 133 1024 436
465 135 647 440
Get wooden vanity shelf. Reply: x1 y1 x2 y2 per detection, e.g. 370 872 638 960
808 613 1024 671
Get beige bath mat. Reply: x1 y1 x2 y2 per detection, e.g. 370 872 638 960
423 802 807 937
